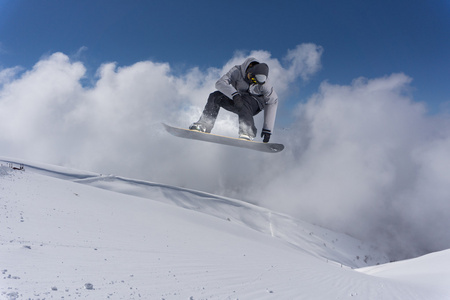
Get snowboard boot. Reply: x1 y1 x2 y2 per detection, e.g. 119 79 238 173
239 133 254 141
189 122 207 133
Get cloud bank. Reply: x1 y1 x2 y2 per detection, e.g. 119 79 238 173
1 44 449 260
254 74 450 259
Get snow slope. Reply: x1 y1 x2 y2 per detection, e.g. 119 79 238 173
1 157 449 299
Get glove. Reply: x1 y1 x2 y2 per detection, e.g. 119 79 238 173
261 128 271 143
232 93 243 110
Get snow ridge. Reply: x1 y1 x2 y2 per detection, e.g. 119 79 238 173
74 174 389 268
1 157 449 299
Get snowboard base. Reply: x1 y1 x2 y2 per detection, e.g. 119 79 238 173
163 123 284 153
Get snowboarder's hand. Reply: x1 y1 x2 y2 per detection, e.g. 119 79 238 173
232 93 243 111
261 129 271 143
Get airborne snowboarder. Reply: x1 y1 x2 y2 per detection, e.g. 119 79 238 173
189 57 278 143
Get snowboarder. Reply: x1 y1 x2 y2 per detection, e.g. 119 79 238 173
189 57 278 143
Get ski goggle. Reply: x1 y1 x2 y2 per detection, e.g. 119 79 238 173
250 74 267 85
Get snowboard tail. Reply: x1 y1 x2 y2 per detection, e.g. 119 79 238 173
162 123 284 153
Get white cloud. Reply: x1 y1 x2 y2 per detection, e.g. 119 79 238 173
0 44 322 183
285 43 323 80
2 45 449 260
253 74 450 259
0 66 22 86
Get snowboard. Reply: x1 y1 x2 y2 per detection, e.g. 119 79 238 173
162 123 284 153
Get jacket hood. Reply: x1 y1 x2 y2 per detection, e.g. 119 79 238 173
240 57 260 77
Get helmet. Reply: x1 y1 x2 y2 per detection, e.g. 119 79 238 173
247 63 269 84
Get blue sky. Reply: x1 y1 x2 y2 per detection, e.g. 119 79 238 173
0 0 449 113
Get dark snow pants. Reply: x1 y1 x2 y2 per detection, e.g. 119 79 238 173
197 91 262 137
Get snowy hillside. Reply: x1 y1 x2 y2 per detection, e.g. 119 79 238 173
1 157 450 299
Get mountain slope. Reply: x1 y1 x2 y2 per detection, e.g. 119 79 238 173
1 157 449 299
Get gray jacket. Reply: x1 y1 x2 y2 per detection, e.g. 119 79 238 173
215 57 279 133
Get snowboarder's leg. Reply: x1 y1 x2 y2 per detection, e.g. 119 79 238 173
237 95 261 139
191 91 231 133
191 91 260 138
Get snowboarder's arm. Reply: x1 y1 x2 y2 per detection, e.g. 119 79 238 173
263 101 278 133
215 67 240 99
262 86 278 133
